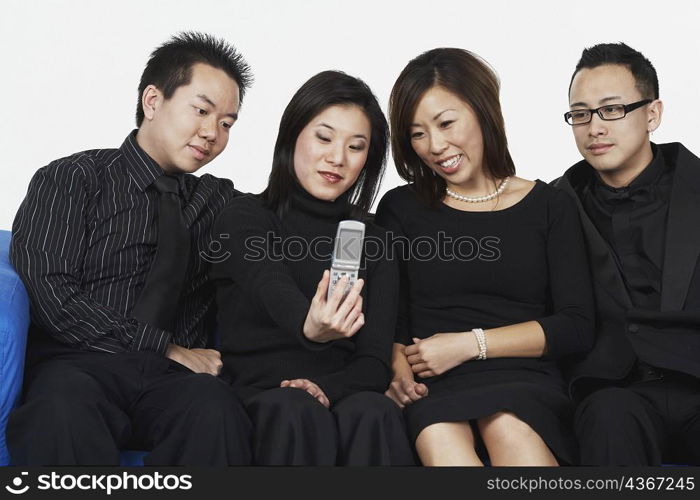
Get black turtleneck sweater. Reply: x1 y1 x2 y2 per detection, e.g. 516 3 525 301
210 188 398 404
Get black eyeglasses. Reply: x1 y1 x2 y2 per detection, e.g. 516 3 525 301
564 99 652 125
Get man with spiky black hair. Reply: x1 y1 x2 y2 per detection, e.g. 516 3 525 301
8 32 254 465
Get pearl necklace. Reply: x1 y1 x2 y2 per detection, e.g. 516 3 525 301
445 177 510 203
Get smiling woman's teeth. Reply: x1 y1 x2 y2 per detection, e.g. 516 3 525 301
439 155 461 168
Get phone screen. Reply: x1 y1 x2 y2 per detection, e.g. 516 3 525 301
335 228 363 262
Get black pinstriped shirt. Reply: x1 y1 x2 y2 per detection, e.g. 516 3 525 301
11 131 236 357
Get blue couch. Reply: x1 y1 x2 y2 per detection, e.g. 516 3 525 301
0 229 146 466
0 230 29 466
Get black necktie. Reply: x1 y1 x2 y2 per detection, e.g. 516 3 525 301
131 175 191 331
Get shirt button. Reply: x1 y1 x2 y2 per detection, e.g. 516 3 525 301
628 323 639 333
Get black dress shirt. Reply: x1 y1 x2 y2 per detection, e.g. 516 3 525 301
11 131 236 358
582 145 674 310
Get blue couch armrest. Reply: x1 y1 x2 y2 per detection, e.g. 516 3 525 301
1 229 148 466
0 230 30 466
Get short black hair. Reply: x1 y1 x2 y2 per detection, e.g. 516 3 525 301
261 70 388 219
569 42 658 100
136 31 252 126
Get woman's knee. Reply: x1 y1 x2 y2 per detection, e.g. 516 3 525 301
247 387 329 422
477 411 540 446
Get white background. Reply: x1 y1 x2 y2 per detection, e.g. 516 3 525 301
1 0 698 230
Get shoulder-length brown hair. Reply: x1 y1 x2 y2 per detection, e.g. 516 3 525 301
389 48 515 206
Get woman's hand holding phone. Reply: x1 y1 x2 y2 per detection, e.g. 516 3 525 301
303 270 365 343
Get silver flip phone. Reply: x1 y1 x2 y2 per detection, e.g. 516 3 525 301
327 220 365 301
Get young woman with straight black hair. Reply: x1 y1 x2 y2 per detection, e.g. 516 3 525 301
211 71 414 466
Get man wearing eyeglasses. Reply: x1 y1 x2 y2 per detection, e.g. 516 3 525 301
553 42 700 465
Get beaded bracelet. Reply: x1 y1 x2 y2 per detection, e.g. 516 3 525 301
472 328 488 360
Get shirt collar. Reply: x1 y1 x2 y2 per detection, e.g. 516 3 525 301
119 130 168 192
593 143 665 194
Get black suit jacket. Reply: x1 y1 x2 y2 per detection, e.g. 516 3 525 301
553 142 700 400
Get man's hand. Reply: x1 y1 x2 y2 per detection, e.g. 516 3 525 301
385 376 429 408
303 270 365 343
280 378 330 408
405 333 477 378
165 344 223 376
385 342 429 408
